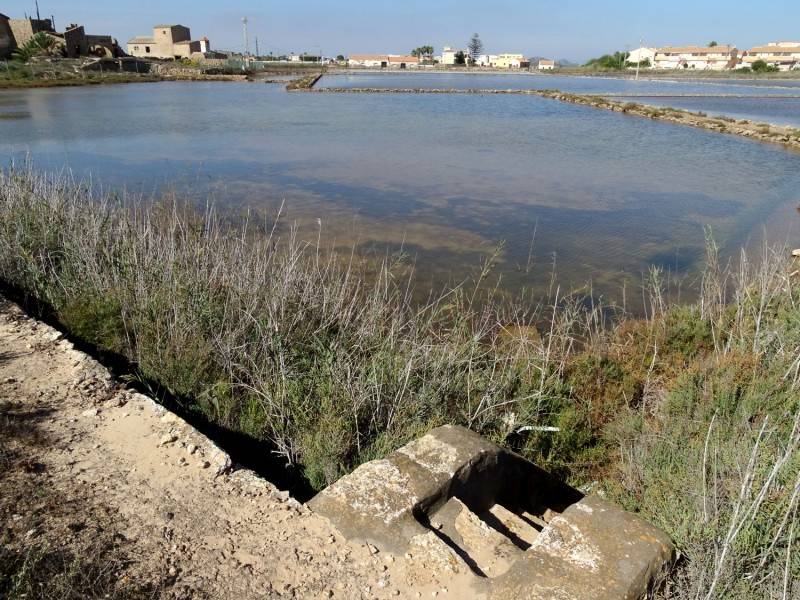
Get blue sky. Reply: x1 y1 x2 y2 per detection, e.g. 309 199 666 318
15 1 800 62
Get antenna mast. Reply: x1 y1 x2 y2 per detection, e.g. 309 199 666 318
242 17 249 56
35 0 41 20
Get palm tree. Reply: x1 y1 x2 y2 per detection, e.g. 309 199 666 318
13 32 61 63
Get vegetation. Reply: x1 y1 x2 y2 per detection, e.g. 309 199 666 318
752 59 780 73
468 33 484 64
0 167 798 597
11 32 61 63
411 46 434 61
584 50 629 70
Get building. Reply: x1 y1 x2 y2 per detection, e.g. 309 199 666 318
742 42 800 71
127 25 204 59
199 37 211 54
8 17 56 48
0 13 14 58
538 59 555 70
388 55 419 68
494 53 525 69
63 24 88 59
441 46 467 66
653 45 738 70
626 47 656 66
349 53 388 67
348 54 419 68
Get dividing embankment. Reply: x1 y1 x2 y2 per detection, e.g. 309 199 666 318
312 86 800 151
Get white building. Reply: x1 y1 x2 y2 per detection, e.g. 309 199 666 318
441 46 467 65
626 47 656 66
538 59 555 70
742 42 800 71
348 54 419 68
653 45 738 70
475 54 498 67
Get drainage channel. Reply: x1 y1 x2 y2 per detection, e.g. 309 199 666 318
0 281 317 502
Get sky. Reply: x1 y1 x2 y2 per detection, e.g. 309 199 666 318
13 1 800 62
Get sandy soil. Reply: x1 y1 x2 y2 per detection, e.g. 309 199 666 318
0 295 477 599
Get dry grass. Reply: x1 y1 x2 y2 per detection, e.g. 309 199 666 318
0 165 798 596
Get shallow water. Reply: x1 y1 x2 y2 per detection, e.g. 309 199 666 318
608 95 800 128
321 72 800 95
1 81 799 306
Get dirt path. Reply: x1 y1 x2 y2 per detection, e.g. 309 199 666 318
0 295 473 599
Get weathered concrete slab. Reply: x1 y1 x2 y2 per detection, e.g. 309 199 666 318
309 425 579 553
309 425 675 598
491 495 675 599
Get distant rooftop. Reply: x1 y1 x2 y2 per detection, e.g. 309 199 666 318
128 36 155 44
658 45 736 55
154 24 186 29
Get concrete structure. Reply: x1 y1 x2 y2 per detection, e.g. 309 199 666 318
127 25 203 59
0 13 14 59
654 45 738 70
494 53 525 68
537 59 555 70
627 46 656 66
310 425 676 598
743 42 800 70
348 53 419 68
199 37 211 54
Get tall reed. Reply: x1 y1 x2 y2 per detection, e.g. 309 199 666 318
0 165 797 596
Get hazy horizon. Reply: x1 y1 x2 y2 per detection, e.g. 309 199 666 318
9 0 800 62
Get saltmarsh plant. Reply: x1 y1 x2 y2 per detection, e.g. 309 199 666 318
0 166 798 597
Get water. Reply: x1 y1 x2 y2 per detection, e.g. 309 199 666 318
321 72 800 95
1 81 799 307
608 95 800 128
323 72 800 127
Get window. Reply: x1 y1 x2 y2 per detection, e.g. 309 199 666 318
145 46 150 53
134 46 139 51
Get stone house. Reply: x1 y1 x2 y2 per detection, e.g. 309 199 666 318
64 24 88 59
127 25 203 59
8 17 57 48
538 59 555 70
0 13 14 58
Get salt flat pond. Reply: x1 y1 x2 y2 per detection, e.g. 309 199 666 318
324 72 800 127
1 80 799 305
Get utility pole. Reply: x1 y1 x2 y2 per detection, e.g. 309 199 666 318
35 0 41 20
255 37 259 58
242 17 249 57
635 36 643 81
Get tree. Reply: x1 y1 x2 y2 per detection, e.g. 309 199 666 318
751 59 778 73
411 45 434 62
454 50 466 66
12 32 61 63
584 51 629 70
708 41 718 47
336 54 345 62
468 33 484 64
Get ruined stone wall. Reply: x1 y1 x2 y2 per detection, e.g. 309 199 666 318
0 15 14 59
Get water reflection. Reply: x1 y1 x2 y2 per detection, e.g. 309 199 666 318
1 81 798 308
